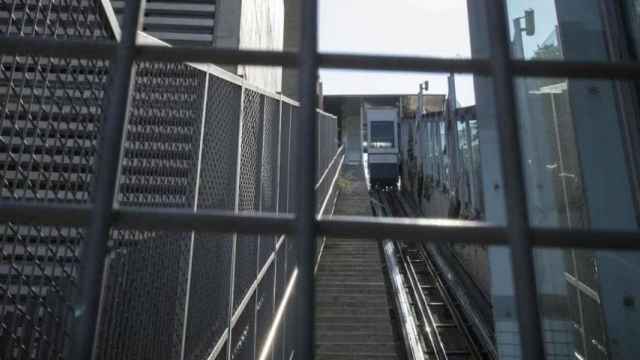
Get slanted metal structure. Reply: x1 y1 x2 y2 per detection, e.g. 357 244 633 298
2 0 640 360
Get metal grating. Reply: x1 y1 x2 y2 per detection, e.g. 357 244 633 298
117 61 206 208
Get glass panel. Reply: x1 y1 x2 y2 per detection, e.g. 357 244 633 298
505 3 640 359
506 0 611 62
370 121 396 148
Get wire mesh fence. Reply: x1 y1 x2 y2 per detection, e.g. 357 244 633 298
0 1 341 359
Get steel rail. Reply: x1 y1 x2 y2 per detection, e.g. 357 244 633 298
371 191 427 360
386 191 487 360
383 192 453 360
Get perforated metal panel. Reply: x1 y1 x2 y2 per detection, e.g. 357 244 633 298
234 90 263 311
184 75 242 360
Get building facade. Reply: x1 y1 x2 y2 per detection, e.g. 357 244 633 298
112 0 286 93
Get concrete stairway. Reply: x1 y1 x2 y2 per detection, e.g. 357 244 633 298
315 164 402 360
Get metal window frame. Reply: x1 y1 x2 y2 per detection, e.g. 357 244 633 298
2 0 640 359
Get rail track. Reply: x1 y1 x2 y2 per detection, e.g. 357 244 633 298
371 189 492 360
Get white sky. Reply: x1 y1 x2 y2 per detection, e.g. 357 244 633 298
318 0 476 106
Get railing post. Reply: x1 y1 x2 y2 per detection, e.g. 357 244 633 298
70 1 145 359
484 0 546 358
295 0 319 358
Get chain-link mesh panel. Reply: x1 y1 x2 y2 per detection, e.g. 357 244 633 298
117 62 206 208
184 76 242 360
277 104 291 214
230 294 256 360
234 90 262 311
255 264 275 359
0 2 113 357
258 97 279 269
95 230 191 360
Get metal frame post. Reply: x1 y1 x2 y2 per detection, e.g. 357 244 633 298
484 0 545 358
70 1 145 359
295 0 319 358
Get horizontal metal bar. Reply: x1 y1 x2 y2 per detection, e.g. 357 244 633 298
0 202 92 227
137 45 298 67
3 202 640 249
511 59 640 79
114 207 294 234
5 37 640 79
319 53 493 74
318 215 509 245
532 228 640 250
1 37 116 60
0 202 292 234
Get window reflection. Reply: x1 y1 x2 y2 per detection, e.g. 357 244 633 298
504 1 639 359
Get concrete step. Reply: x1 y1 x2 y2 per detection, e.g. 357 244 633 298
315 314 391 325
316 275 385 283
316 305 390 317
316 321 394 334
317 264 383 272
316 331 396 344
316 354 398 360
316 342 398 355
314 285 388 295
316 294 388 305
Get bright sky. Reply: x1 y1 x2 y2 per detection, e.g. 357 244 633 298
318 0 476 106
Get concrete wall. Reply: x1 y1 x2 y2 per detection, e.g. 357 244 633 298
238 0 284 92
281 0 300 100
214 0 285 93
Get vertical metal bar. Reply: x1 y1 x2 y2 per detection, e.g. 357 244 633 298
227 84 246 360
484 0 545 358
272 96 283 360
295 0 319 357
70 1 145 359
